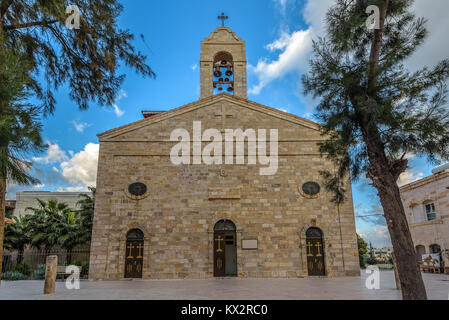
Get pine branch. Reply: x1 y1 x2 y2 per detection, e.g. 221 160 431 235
3 20 59 30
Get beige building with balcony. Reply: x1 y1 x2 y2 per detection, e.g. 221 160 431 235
400 166 449 265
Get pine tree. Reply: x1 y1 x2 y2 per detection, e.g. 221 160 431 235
302 0 449 299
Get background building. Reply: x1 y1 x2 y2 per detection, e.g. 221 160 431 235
400 164 449 265
13 191 91 217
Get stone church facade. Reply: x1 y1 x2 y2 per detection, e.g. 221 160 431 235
89 26 359 280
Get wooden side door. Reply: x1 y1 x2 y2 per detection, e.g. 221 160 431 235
214 232 226 277
224 233 237 276
125 240 144 278
306 238 326 276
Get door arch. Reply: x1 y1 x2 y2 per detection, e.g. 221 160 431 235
213 220 237 277
124 229 144 279
306 227 326 276
415 245 426 261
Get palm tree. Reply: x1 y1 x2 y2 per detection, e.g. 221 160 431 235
57 210 91 264
27 199 68 254
3 215 31 264
0 47 46 283
77 187 95 233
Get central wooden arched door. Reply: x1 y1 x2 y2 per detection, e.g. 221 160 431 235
306 227 326 276
125 229 144 279
214 220 237 277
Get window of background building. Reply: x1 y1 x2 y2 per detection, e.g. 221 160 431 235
425 203 436 221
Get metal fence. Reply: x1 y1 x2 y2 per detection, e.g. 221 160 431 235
2 249 90 279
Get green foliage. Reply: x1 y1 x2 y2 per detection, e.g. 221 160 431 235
12 262 32 276
81 262 89 276
73 258 89 276
73 258 83 267
26 199 69 252
0 1 155 114
357 234 368 268
302 0 449 203
2 271 29 281
3 215 31 261
0 47 46 183
25 198 93 258
32 264 46 280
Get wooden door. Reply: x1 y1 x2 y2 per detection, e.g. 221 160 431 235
125 239 144 279
306 237 325 276
214 232 226 277
224 234 237 276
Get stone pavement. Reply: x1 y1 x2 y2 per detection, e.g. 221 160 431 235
0 271 448 300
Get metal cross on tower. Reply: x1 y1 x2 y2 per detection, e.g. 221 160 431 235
218 13 228 27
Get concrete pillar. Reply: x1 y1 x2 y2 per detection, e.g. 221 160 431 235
44 255 58 295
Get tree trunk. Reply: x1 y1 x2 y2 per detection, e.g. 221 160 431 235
0 178 6 285
368 0 389 91
17 248 24 265
365 139 427 300
392 252 401 291
67 248 73 265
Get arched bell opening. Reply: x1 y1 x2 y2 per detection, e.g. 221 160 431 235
213 51 234 95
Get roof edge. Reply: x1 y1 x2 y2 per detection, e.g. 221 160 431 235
98 93 322 139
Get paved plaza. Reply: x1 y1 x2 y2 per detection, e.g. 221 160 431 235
0 271 448 300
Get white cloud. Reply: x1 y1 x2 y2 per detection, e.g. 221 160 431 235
251 0 448 96
57 186 86 192
33 143 68 164
249 29 312 95
408 0 449 72
249 0 334 95
112 104 125 117
60 143 99 188
398 170 424 187
111 89 127 117
358 226 391 248
191 64 198 71
72 120 92 133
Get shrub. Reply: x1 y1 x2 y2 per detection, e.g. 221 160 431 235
12 262 32 276
2 272 29 281
32 264 46 280
81 262 89 276
73 258 83 267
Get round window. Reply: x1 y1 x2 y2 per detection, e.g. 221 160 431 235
128 182 147 197
302 182 320 196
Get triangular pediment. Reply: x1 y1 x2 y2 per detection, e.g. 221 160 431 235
98 93 322 141
202 27 243 43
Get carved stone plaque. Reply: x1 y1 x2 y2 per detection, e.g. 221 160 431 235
242 239 258 250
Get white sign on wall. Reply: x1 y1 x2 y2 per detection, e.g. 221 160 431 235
242 239 258 250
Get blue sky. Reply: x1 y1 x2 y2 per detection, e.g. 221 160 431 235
7 0 449 247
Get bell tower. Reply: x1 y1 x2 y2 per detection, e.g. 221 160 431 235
200 16 247 99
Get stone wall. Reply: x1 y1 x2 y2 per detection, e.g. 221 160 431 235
89 95 360 280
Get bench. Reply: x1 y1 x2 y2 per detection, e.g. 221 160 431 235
56 266 71 280
421 265 441 274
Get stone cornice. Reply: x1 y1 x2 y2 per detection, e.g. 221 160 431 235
400 171 449 192
98 93 323 141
